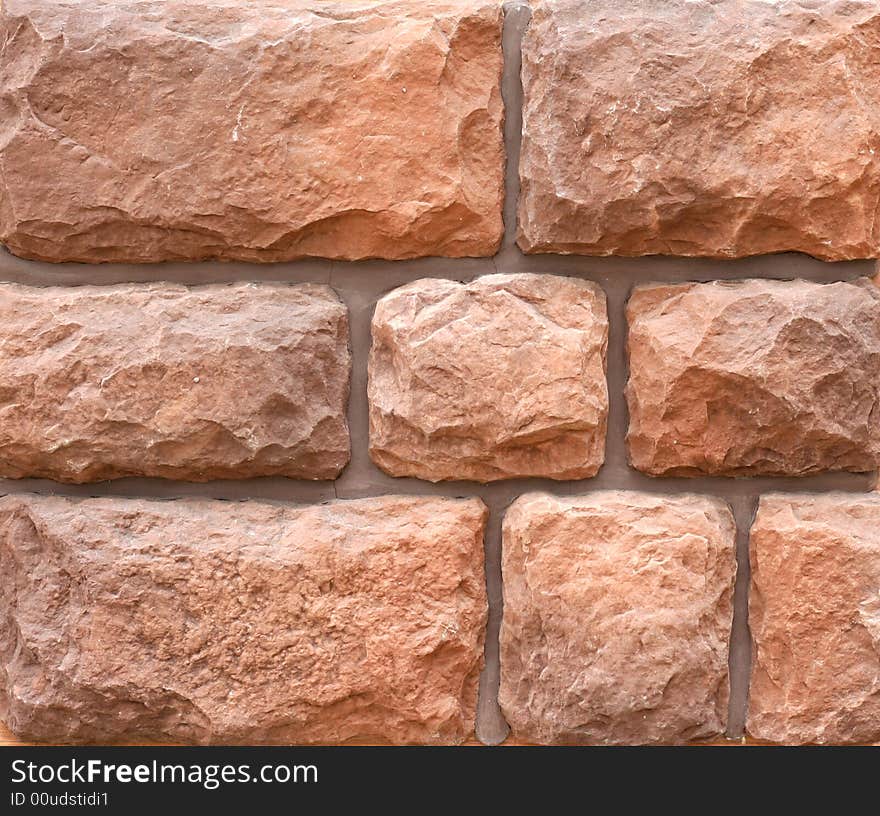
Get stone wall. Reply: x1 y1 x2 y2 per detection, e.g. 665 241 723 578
1 0 879 745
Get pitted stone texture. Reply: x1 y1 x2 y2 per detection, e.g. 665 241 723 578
368 273 608 482
499 492 735 745
0 282 350 482
749 493 880 745
0 0 504 263
626 279 880 477
0 494 487 745
518 0 880 260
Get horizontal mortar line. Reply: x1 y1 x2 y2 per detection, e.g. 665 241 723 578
0 251 875 289
0 470 875 504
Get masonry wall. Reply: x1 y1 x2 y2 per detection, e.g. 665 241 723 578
2 0 879 746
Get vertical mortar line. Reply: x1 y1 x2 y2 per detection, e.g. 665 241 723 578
726 493 759 739
329 260 340 502
601 276 631 483
500 1 530 252
476 493 512 745
336 279 374 496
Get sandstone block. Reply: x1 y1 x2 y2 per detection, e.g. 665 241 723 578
749 493 880 744
0 0 504 262
0 282 350 482
499 491 735 745
518 0 880 260
368 273 608 482
626 279 880 477
0 494 488 745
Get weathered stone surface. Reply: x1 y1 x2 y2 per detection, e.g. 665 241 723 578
0 493 487 745
0 282 350 482
626 279 880 477
0 0 504 263
499 491 735 745
368 273 608 482
749 493 880 745
518 0 880 260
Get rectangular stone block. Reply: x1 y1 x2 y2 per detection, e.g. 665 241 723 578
626 279 880 477
0 494 488 745
499 491 735 745
0 0 504 262
0 282 350 482
518 0 880 260
368 273 608 482
749 493 880 745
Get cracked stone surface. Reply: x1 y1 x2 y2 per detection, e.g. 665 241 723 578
518 0 880 260
368 273 608 482
0 493 488 745
0 282 350 482
499 491 735 745
0 0 504 262
749 493 880 745
626 279 880 477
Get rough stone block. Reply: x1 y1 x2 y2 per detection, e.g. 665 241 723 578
0 494 488 744
0 282 350 482
749 493 880 745
368 273 608 482
499 491 735 745
518 0 880 260
626 279 880 477
0 0 504 262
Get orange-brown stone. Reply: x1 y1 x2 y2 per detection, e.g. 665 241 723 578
0 0 504 262
368 273 608 482
626 279 880 477
0 494 488 745
0 282 350 482
749 493 880 745
500 491 735 745
518 0 880 260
